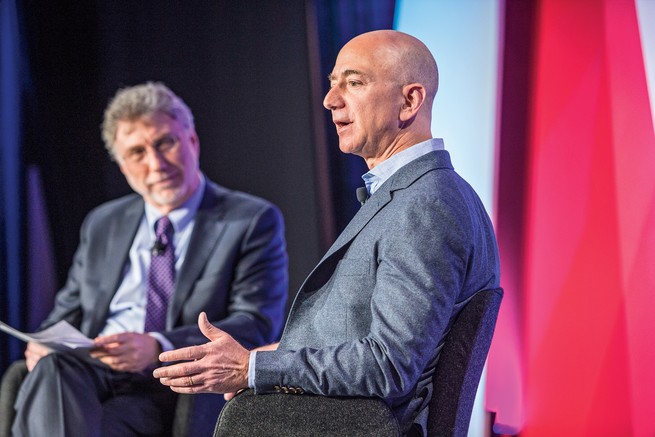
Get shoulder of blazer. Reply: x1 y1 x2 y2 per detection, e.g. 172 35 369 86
81 193 144 233
387 149 455 193
201 178 281 219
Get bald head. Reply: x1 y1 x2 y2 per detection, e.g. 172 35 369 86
324 30 439 167
344 30 439 110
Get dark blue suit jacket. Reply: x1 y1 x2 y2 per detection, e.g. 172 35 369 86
40 179 288 350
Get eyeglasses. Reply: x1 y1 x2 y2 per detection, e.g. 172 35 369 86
119 134 179 165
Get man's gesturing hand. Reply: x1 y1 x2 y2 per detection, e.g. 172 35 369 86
153 312 250 394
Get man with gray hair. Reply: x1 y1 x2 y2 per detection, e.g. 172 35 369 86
9 82 288 436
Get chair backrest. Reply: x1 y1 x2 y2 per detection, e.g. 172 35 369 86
427 288 503 436
0 360 29 437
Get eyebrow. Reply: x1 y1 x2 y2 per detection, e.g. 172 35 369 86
123 131 174 150
327 69 365 82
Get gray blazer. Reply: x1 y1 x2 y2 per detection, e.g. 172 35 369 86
40 179 288 350
253 150 500 433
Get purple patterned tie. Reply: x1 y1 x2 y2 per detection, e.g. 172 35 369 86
144 216 175 332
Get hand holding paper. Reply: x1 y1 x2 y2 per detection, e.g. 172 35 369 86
0 319 94 351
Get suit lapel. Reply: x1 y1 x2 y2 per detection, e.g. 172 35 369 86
298 150 452 294
168 182 228 326
294 191 391 294
91 198 143 336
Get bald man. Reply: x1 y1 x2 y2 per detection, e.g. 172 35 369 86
154 30 500 435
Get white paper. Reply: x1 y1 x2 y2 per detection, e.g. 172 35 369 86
0 319 94 350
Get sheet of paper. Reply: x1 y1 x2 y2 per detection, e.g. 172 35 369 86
0 319 94 350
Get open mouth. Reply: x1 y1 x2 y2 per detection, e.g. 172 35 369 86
334 121 352 132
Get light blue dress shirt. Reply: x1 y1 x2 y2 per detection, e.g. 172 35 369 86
98 175 206 351
247 138 446 387
362 138 444 195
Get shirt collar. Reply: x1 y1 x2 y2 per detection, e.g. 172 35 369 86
362 138 445 195
144 173 206 236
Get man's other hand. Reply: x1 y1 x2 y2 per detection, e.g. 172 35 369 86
92 332 161 372
24 342 51 372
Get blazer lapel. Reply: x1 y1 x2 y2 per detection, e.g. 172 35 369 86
90 197 143 336
168 182 228 327
322 189 391 261
298 150 451 294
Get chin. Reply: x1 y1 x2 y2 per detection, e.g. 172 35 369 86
151 189 185 208
337 136 364 154
338 142 356 154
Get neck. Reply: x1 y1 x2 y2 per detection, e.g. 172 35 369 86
364 132 432 170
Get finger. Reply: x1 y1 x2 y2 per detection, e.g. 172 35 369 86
167 385 203 395
92 343 123 357
158 344 205 364
224 388 245 401
89 350 106 359
158 373 201 388
94 333 126 346
27 342 48 356
25 343 49 362
98 354 124 366
153 361 200 379
198 312 223 342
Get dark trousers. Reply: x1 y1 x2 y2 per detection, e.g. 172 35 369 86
12 352 176 437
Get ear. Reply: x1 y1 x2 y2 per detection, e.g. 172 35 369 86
399 83 426 122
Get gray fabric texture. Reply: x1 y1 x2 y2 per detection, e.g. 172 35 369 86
215 389 400 437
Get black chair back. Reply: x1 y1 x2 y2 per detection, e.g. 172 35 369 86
427 288 503 436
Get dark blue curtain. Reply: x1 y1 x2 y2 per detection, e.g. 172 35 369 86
312 0 396 233
0 0 25 374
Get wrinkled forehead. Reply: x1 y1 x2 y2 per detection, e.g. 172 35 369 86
115 112 181 140
127 112 183 130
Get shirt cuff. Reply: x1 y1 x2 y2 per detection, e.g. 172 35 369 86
147 332 174 353
248 351 257 388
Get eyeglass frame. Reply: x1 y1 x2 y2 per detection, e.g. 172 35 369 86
116 133 180 165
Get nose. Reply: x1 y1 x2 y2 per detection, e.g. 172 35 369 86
145 147 168 171
323 86 343 110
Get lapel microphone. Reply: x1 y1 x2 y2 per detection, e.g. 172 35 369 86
356 187 369 206
151 239 167 256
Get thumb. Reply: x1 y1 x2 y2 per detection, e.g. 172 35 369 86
198 312 223 342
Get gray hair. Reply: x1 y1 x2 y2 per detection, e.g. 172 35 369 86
101 82 195 157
